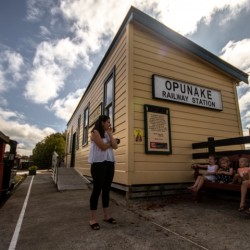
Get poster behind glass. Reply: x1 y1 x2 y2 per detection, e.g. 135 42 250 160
144 105 171 154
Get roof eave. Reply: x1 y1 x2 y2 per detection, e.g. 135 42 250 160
67 6 249 126
0 131 10 143
130 7 249 84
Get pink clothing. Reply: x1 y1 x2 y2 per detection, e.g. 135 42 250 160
237 167 250 177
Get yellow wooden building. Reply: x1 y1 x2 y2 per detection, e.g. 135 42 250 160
65 7 249 198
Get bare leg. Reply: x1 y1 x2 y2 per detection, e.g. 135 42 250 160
103 207 110 220
102 207 117 224
194 176 205 193
239 180 250 208
188 176 202 189
89 210 101 230
90 210 97 225
193 176 201 188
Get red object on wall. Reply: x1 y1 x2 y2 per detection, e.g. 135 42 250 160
0 131 9 194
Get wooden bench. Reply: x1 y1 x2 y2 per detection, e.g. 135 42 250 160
191 136 250 202
193 163 243 202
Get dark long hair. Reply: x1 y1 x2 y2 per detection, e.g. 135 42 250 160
92 115 110 138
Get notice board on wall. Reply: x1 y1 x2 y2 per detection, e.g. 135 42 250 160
144 104 172 154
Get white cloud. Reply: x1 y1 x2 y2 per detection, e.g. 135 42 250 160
58 0 250 38
238 86 250 112
24 37 92 104
5 51 24 80
242 109 250 135
0 96 8 106
0 108 25 121
59 0 130 51
155 0 250 35
0 50 24 92
244 109 250 122
26 0 41 21
0 71 4 91
27 0 250 38
0 107 56 156
24 0 250 105
54 38 93 68
220 39 250 72
26 0 53 21
25 63 66 104
3 0 250 156
219 38 250 133
47 88 85 121
40 25 51 37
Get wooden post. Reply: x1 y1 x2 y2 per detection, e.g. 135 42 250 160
208 137 215 155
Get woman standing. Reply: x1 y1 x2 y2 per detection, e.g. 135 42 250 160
88 115 118 230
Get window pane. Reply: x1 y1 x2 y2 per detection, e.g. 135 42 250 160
105 78 113 106
104 70 114 129
82 107 89 145
77 116 81 150
67 133 70 153
84 108 88 126
83 127 88 145
108 106 113 127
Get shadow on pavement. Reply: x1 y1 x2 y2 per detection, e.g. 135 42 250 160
1 171 250 250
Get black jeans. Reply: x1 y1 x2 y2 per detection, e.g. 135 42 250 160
90 161 114 210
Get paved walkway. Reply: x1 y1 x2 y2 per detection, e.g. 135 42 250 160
56 167 90 191
0 171 250 250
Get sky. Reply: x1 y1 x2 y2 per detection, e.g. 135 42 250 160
1 0 250 156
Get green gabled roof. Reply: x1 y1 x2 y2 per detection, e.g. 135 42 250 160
67 6 248 125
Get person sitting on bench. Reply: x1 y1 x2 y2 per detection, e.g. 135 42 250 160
238 171 250 213
215 156 234 183
231 157 250 184
188 155 219 193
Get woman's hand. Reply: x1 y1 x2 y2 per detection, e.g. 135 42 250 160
91 130 111 151
107 127 113 135
106 127 118 149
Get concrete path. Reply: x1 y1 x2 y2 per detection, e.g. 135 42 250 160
56 167 89 191
1 171 250 250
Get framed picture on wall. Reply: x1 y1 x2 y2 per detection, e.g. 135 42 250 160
144 104 172 154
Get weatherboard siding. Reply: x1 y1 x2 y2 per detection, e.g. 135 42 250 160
66 29 129 185
128 23 243 184
66 18 244 188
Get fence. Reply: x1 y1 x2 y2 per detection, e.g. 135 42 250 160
192 136 250 160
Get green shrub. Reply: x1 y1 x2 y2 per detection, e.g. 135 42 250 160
28 166 38 171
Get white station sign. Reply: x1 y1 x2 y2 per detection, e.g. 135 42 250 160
153 75 223 110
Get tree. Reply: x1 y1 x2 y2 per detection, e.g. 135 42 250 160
32 132 66 169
